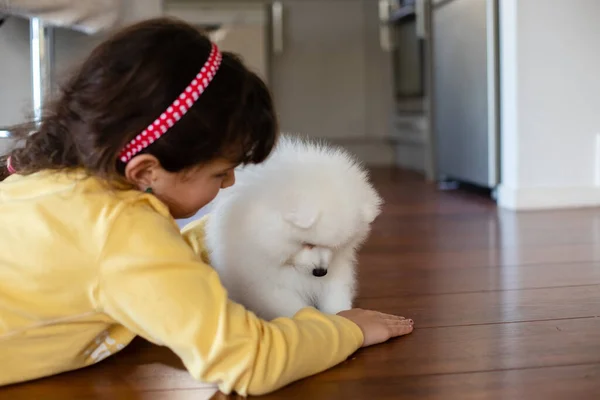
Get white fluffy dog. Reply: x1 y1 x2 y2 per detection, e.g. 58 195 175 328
204 136 382 320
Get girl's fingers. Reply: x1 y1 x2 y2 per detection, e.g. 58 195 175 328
380 313 410 322
390 319 414 326
390 323 414 337
384 317 415 338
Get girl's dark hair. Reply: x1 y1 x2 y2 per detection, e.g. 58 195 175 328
0 17 278 182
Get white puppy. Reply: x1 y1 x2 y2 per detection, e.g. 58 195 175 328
204 136 382 320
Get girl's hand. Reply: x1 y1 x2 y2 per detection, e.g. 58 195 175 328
337 308 414 347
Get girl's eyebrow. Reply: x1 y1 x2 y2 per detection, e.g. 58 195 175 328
218 165 235 174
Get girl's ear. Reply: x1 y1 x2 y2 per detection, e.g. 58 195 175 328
124 154 162 190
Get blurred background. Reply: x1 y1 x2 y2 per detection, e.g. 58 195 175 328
1 0 599 214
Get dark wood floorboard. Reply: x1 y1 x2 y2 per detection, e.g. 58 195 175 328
359 285 600 327
214 363 600 400
358 261 600 295
2 168 600 399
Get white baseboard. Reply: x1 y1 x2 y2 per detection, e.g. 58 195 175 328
497 184 600 210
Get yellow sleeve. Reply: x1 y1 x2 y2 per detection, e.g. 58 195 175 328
180 215 211 264
96 203 363 396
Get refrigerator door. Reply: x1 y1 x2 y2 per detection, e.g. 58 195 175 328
432 0 499 188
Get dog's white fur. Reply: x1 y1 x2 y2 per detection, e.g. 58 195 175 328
204 136 383 320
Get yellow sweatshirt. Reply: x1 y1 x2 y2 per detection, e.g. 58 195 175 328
0 170 363 395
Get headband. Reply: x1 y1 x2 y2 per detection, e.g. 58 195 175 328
118 43 222 164
6 156 15 174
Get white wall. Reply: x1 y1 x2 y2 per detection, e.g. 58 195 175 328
498 0 600 210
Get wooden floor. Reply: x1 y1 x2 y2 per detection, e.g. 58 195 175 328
3 169 600 399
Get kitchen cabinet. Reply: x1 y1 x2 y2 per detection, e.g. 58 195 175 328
270 0 368 140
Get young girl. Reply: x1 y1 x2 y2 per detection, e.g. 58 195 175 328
0 18 413 396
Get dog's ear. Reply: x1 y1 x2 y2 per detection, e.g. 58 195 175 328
361 203 380 224
362 191 383 224
284 204 320 229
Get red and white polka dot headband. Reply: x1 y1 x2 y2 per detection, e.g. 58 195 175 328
118 43 222 164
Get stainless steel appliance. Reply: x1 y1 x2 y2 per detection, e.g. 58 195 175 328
389 0 426 104
431 0 500 189
384 0 434 177
0 16 53 153
387 0 500 189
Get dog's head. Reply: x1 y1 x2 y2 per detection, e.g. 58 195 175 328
272 137 383 277
214 136 383 278
281 187 381 277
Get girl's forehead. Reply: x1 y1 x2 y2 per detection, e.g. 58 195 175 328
204 158 238 170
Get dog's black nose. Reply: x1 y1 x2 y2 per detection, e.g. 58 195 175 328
312 268 328 277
